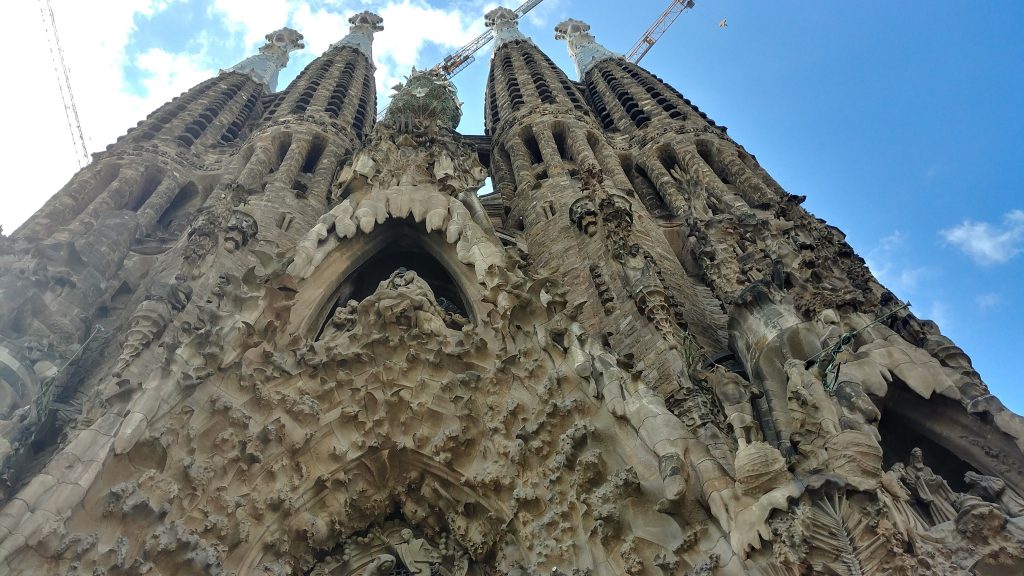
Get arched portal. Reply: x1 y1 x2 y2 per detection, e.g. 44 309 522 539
291 219 488 339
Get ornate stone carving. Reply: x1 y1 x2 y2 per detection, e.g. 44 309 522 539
902 447 959 525
568 196 598 236
224 209 258 252
113 273 192 376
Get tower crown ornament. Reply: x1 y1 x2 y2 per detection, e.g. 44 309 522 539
485 6 528 49
386 67 463 130
221 26 305 90
332 10 384 58
554 18 619 78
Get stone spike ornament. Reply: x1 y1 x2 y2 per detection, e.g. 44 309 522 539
485 6 528 49
221 27 305 91
0 5 1022 576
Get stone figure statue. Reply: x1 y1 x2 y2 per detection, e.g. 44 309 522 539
593 346 688 502
369 268 451 338
619 243 663 302
569 196 599 236
902 447 958 525
879 462 929 533
825 379 884 489
705 364 762 447
391 528 437 575
224 210 258 252
320 299 359 343
784 358 839 474
965 471 1024 517
833 380 881 441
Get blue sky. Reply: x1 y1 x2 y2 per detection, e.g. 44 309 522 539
5 0 1022 411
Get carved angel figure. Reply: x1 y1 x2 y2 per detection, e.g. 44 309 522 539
320 299 359 343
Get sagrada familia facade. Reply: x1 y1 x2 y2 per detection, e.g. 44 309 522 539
1 7 1023 575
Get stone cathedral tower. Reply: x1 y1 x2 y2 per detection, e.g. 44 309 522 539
1 6 1023 575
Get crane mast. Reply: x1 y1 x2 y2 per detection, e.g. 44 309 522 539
626 0 695 64
38 0 90 168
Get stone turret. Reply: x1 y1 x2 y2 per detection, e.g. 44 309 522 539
486 8 730 418
2 28 307 371
15 28 305 245
235 12 382 251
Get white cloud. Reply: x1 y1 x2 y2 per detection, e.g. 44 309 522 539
374 0 483 98
2 0 197 235
134 48 217 105
941 209 1024 266
209 0 294 50
0 0 508 235
864 230 930 295
290 4 351 56
975 292 1002 311
927 300 951 330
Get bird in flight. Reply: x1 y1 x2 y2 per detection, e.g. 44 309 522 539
718 18 728 28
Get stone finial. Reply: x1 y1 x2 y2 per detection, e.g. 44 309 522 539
332 11 384 59
554 19 619 79
485 7 527 49
221 27 305 91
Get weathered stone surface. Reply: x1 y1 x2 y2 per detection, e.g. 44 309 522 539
0 7 1021 576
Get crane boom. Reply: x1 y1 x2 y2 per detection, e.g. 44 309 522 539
378 0 545 120
38 0 90 168
626 0 695 64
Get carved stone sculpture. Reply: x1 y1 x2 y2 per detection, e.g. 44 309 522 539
903 447 959 525
113 273 192 376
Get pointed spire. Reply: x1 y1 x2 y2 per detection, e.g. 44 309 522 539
486 7 528 50
554 18 620 79
332 11 384 59
222 27 304 91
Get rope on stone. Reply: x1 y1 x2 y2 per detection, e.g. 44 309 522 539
804 302 911 395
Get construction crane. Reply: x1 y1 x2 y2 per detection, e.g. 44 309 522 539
377 0 545 120
626 0 696 64
435 0 545 77
38 0 90 168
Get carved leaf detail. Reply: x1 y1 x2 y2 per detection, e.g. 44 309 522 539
800 492 894 576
